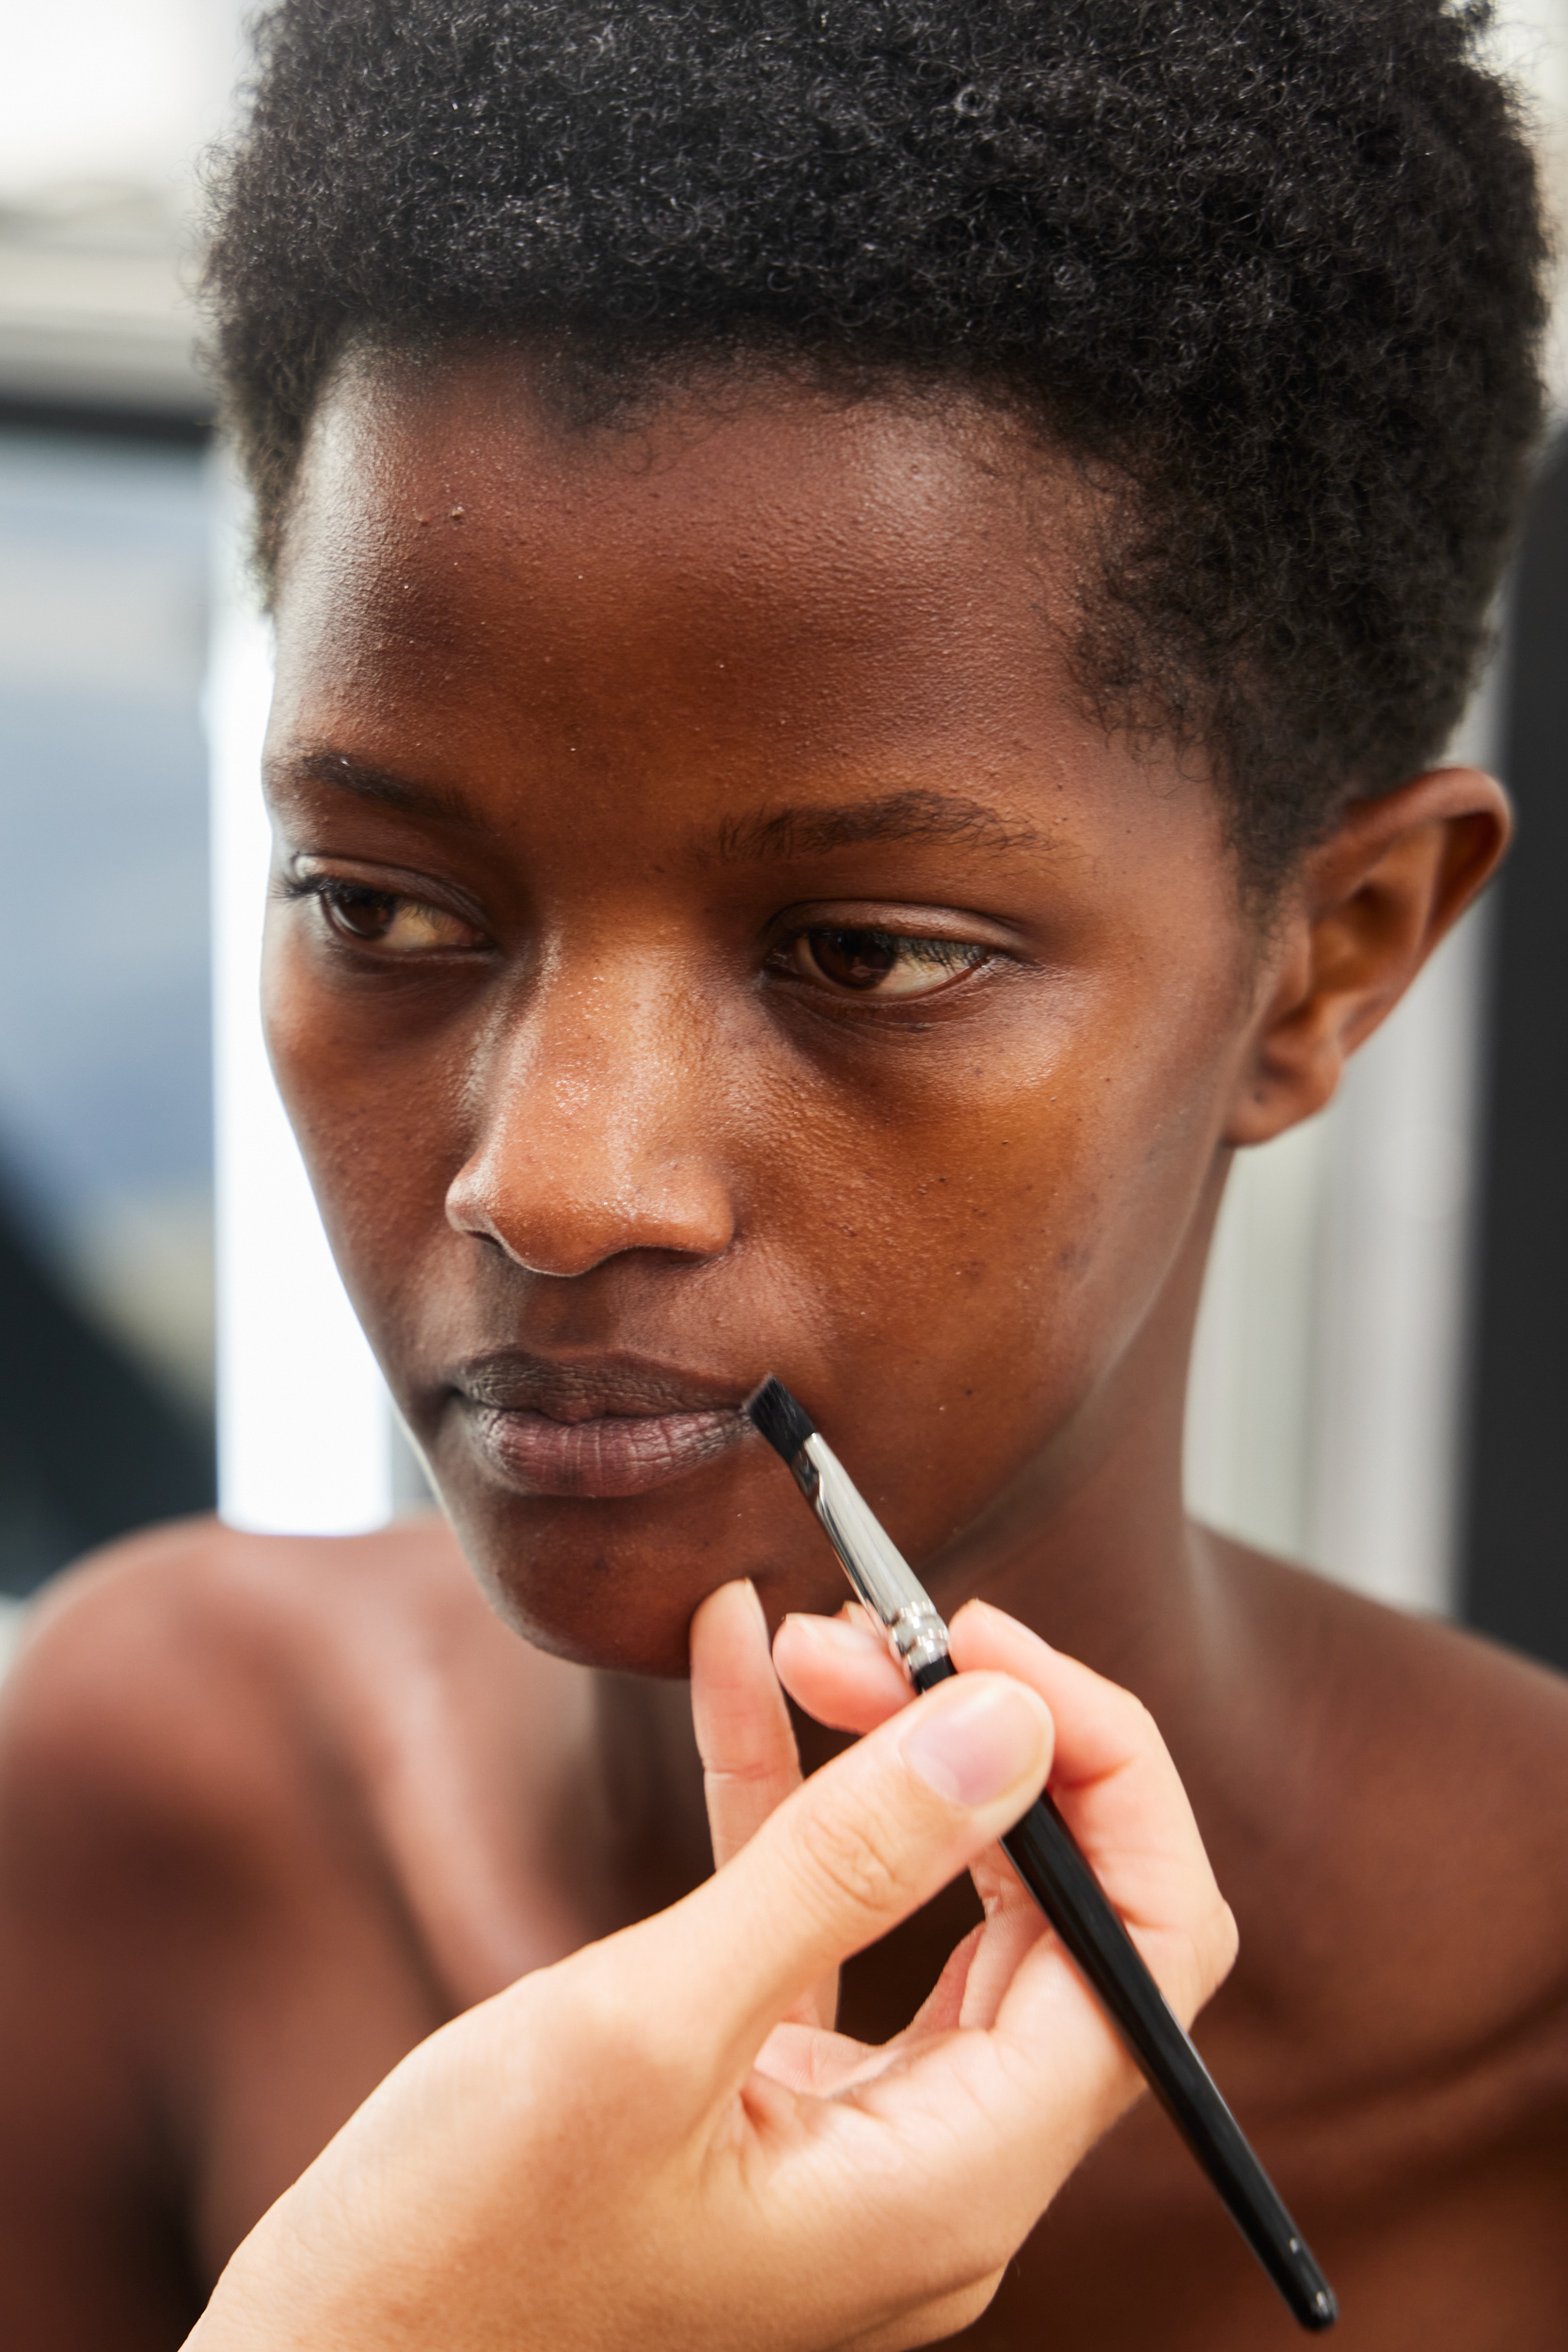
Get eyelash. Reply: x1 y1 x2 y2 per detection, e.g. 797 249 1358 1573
283 873 489 955
285 874 997 1002
768 926 992 1000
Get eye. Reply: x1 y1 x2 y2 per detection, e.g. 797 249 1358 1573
299 877 486 955
778 926 990 998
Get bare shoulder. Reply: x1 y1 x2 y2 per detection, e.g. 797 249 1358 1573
1211 1534 1568 2119
0 1509 579 1974
0 1520 572 2345
1260 1548 1568 1902
0 1513 481 1833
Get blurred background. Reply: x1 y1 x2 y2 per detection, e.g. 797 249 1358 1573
0 0 1564 1665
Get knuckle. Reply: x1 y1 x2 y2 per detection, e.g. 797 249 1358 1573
1206 1896 1242 1985
1156 1889 1240 2026
535 1962 627 2069
546 1955 674 2086
1120 1692 1162 1750
793 1799 911 1923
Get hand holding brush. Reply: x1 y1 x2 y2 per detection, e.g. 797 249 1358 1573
746 1375 1338 2331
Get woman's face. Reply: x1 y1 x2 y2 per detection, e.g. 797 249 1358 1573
263 348 1259 1672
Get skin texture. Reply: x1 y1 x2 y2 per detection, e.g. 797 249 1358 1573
187 1586 1239 2352
0 348 1565 2347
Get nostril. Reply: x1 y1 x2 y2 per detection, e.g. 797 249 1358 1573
445 1151 736 1279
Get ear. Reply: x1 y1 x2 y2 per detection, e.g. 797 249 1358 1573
1225 767 1511 1149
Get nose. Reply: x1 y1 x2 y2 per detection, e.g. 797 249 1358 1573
445 957 739 1278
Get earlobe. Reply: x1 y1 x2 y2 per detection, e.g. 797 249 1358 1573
1223 767 1511 1150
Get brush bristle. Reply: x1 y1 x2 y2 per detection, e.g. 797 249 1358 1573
743 1375 816 1463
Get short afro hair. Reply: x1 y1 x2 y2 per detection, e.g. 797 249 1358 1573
203 0 1550 887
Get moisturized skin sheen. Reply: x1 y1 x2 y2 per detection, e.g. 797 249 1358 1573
264 353 1255 1673
4 342 1567 2352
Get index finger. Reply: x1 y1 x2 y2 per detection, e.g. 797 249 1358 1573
690 1581 802 1870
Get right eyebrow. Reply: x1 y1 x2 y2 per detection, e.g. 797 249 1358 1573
707 789 1041 865
265 749 487 833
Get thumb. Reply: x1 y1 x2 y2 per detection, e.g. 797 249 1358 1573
645 1671 1054 2088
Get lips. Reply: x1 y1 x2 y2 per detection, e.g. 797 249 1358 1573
453 1352 751 1500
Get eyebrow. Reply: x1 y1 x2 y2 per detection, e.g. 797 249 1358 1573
709 790 1040 864
271 755 1039 864
266 750 487 833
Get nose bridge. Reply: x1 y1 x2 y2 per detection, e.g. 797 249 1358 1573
447 940 737 1276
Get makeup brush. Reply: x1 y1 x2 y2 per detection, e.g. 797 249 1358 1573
743 1374 1337 2333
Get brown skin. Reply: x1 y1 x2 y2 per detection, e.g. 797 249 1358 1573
0 346 1564 2347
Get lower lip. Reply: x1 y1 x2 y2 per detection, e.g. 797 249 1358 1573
466 1404 743 1499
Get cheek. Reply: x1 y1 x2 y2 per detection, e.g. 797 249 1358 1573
773 984 1232 1377
699 972 1239 1560
261 911 472 1326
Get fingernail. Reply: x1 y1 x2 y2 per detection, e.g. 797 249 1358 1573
784 1612 884 1655
901 1680 1046 1807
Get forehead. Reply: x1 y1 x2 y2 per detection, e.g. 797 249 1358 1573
264 346 1237 914
273 348 1102 749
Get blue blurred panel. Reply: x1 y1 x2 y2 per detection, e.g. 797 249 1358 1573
0 691 212 1213
0 426 212 1242
0 422 215 1586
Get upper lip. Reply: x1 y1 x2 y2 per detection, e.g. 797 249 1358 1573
453 1350 749 1422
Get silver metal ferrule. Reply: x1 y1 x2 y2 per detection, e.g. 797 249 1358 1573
798 1432 952 1683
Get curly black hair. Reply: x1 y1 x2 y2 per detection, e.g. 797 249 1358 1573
203 0 1550 886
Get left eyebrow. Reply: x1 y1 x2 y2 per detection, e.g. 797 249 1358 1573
707 789 1040 865
266 749 487 833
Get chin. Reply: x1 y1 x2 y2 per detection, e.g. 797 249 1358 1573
434 1472 847 1678
487 1579 700 1678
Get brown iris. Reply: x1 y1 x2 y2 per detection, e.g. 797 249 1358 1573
784 926 987 998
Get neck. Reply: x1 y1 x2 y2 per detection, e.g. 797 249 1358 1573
927 1157 1229 1718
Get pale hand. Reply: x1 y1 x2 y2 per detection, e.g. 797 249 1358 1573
186 1588 1236 2352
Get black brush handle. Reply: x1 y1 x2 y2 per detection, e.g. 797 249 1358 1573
910 1654 1337 2332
